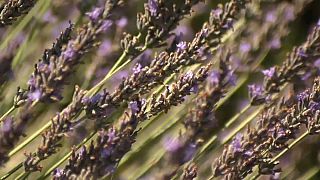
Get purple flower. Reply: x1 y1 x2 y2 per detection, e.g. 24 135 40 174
42 10 57 23
86 7 103 21
53 168 65 178
239 42 251 53
262 67 276 78
298 48 308 58
266 11 276 23
244 150 253 157
275 127 286 139
284 6 295 21
297 91 309 101
148 0 158 16
248 84 264 98
184 71 194 81
28 90 41 101
129 101 139 114
190 84 199 93
100 20 113 32
62 44 76 60
231 133 243 153
310 102 320 112
222 19 234 29
133 63 142 74
177 41 188 51
317 19 320 26
108 128 117 143
163 136 181 152
98 39 112 57
314 58 320 70
209 71 220 85
2 117 13 133
116 17 128 28
212 8 223 18
227 72 237 86
269 38 281 49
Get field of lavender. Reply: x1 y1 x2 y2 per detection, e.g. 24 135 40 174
0 0 320 179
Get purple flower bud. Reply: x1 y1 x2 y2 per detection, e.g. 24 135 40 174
163 136 181 152
53 168 65 178
177 41 188 51
310 102 320 112
86 7 103 21
314 58 320 70
231 133 243 153
298 48 308 58
190 84 199 93
116 17 128 28
297 91 309 101
98 40 112 57
28 90 42 101
275 127 285 138
239 42 251 53
262 67 276 78
269 38 281 49
222 19 234 29
2 117 13 133
100 20 113 32
284 6 295 21
133 63 142 74
266 11 276 23
107 128 117 143
248 84 264 98
212 8 223 18
184 71 194 81
244 150 253 157
148 0 158 16
42 10 57 23
227 72 237 86
62 44 76 60
129 101 139 114
209 71 220 85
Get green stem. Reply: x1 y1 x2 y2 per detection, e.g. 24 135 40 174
42 131 97 178
1 163 23 180
0 106 16 123
8 121 51 157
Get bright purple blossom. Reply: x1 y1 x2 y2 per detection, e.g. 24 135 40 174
239 42 251 53
148 0 158 16
262 67 276 78
163 136 182 152
100 20 113 32
129 101 139 114
116 17 128 28
86 7 103 21
177 41 188 51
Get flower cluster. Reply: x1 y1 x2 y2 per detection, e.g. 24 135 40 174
249 24 320 105
53 65 210 179
155 50 236 179
213 77 320 179
0 0 121 167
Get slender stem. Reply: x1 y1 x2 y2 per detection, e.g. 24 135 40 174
0 106 16 123
8 121 52 157
225 103 251 128
1 163 23 180
222 106 264 144
42 131 97 178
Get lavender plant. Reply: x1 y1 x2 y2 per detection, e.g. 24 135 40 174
0 0 320 179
